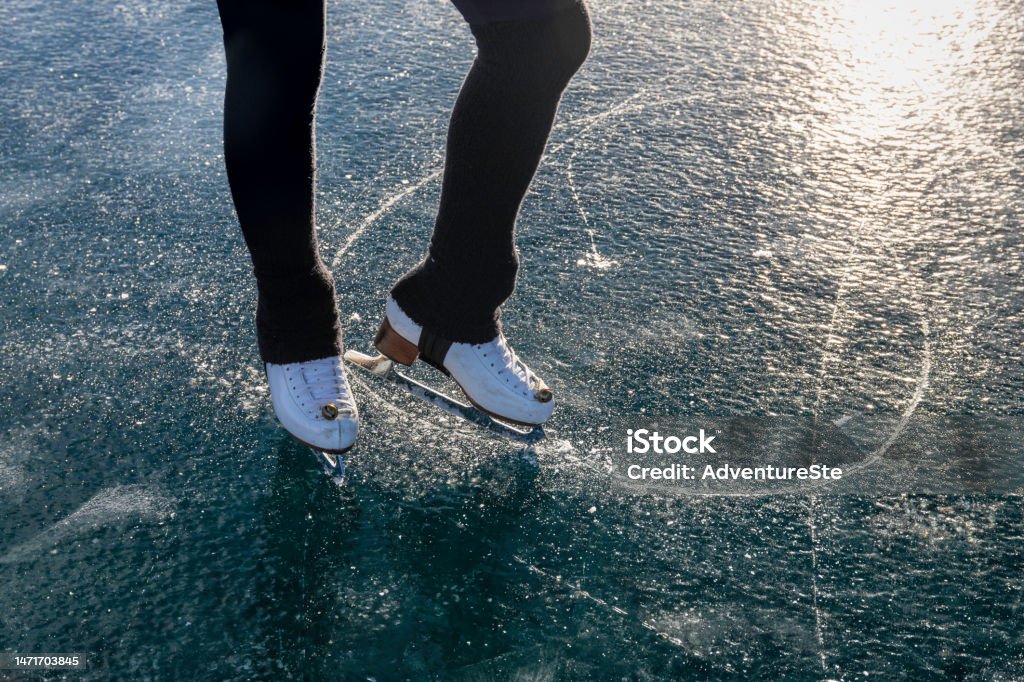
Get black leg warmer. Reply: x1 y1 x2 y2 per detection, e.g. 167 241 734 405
217 0 342 364
390 1 592 343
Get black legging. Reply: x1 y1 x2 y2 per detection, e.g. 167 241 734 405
216 0 591 364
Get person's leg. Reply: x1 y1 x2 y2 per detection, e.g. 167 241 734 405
217 0 357 454
389 0 592 343
217 0 342 364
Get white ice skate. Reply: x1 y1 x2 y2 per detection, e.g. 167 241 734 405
343 296 552 441
265 355 359 461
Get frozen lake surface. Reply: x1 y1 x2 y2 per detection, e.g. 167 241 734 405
1 0 1022 678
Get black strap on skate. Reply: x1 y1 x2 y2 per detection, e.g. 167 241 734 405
418 329 453 376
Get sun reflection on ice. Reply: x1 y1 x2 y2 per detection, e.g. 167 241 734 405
812 0 993 142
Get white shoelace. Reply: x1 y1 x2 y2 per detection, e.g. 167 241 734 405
495 335 541 391
300 357 354 414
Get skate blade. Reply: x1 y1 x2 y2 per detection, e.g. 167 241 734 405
343 350 545 444
309 448 347 485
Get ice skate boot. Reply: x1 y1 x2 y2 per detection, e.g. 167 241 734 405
265 354 359 453
372 296 554 426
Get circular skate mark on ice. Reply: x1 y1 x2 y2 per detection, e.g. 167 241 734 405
329 81 666 270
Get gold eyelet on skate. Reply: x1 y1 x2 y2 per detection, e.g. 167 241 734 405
321 403 339 420
535 388 553 403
